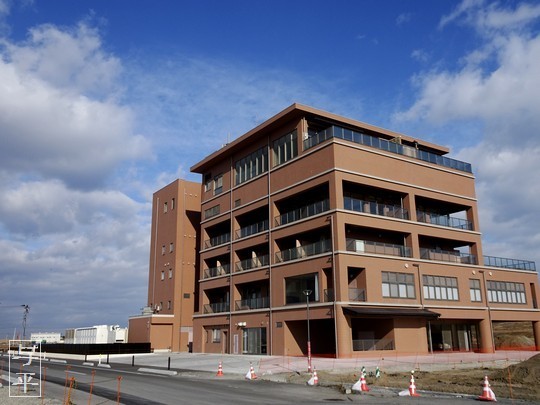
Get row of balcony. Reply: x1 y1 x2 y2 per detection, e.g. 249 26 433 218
203 288 366 314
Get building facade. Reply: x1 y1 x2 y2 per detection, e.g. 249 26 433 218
64 325 127 344
189 103 540 358
128 179 200 351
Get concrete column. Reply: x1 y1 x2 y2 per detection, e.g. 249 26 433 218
479 317 495 353
533 321 540 351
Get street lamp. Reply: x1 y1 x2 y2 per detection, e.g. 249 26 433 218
303 289 312 372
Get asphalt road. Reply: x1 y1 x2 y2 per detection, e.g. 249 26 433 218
1 355 537 404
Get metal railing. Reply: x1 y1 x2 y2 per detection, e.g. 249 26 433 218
235 219 269 239
484 255 536 271
235 296 269 311
344 196 409 220
204 233 231 249
275 239 332 263
420 248 477 264
353 338 395 351
234 255 269 272
346 238 411 258
203 264 230 279
324 288 366 302
275 199 330 226
203 302 229 314
417 210 473 230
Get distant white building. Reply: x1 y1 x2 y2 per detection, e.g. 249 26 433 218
30 332 62 343
64 325 128 344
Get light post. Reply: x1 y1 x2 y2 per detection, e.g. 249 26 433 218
303 289 312 372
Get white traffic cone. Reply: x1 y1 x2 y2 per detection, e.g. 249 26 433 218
477 376 497 402
352 371 369 392
307 368 319 386
245 362 257 380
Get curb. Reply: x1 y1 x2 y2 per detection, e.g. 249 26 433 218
137 367 178 376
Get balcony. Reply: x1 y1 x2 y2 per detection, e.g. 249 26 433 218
304 125 472 173
235 219 269 239
203 264 230 279
203 302 230 314
346 238 411 258
275 199 330 226
204 232 231 249
324 288 366 302
344 196 409 220
353 338 395 351
484 255 536 271
235 296 269 311
417 210 473 230
234 255 269 272
275 239 332 263
420 248 477 264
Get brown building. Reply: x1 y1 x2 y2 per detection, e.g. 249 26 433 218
128 179 200 351
189 103 540 358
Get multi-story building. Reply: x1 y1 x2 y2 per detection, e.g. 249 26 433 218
128 179 200 351
189 103 539 357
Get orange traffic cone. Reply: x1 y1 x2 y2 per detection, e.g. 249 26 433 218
477 376 497 402
245 362 257 380
352 371 369 392
399 370 420 397
307 368 319 386
216 361 224 377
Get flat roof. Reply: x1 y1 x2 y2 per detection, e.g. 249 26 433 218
191 103 450 174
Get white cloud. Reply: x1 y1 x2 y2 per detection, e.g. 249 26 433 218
396 12 413 26
399 1 540 266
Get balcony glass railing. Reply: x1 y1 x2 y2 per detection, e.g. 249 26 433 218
275 239 332 263
344 196 409 220
346 238 411 258
324 288 366 302
420 248 477 264
235 296 269 311
484 255 536 271
234 255 269 272
275 199 330 226
353 338 395 351
203 302 229 314
235 220 269 239
204 233 231 249
304 125 472 173
417 210 473 231
203 264 230 279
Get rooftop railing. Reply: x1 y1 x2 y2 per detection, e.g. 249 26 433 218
417 210 473 231
275 199 330 226
484 255 536 271
304 125 472 173
275 239 331 263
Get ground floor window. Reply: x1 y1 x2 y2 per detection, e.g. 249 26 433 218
429 321 479 352
242 327 267 354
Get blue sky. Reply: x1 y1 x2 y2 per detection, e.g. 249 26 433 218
1 0 539 337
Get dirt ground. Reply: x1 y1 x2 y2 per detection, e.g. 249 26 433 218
283 353 540 401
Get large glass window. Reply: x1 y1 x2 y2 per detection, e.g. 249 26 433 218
214 174 223 195
469 279 482 302
382 271 415 298
235 146 268 185
487 281 526 304
285 273 319 304
423 275 459 301
273 131 298 167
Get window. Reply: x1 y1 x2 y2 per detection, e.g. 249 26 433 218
161 245 166 255
171 198 175 210
273 131 298 167
235 146 268 184
422 275 459 301
161 270 165 281
204 205 220 219
204 174 212 192
214 174 223 195
470 279 482 302
168 268 173 279
169 242 174 253
163 202 168 213
212 328 221 343
285 273 319 304
487 281 526 304
382 271 415 298
167 300 171 310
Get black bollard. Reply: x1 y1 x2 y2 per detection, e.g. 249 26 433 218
132 355 135 367
107 353 110 364
168 357 171 370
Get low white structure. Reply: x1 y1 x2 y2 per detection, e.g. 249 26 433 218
30 332 62 343
64 325 127 344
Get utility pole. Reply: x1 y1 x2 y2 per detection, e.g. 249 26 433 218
21 305 30 340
